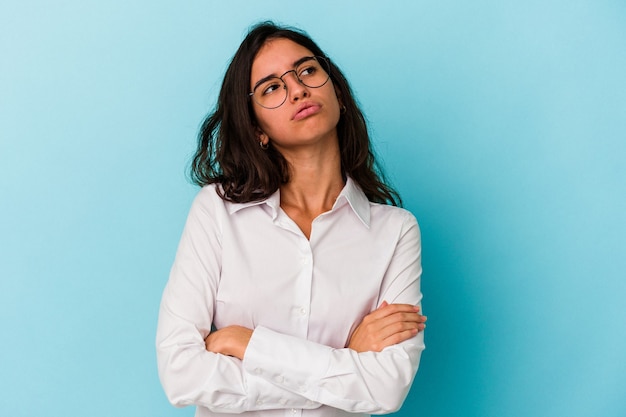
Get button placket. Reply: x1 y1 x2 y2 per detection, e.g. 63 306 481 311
287 408 302 417
293 237 313 338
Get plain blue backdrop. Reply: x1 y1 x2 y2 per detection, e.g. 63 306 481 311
1 1 625 416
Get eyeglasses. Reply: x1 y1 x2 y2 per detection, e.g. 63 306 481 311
249 56 331 109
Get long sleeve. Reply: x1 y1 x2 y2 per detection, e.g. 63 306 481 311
157 181 424 416
241 214 424 414
156 188 321 413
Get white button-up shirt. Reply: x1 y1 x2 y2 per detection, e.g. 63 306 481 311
157 178 424 417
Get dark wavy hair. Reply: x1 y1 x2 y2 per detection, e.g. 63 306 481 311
190 21 401 206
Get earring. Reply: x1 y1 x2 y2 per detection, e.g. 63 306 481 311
340 104 347 114
259 140 269 150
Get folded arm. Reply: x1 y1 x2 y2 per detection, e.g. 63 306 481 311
157 192 424 414
204 213 425 414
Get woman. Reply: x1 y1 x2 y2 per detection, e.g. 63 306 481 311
156 21 426 417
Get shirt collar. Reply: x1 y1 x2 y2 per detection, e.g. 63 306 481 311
226 189 281 220
333 177 371 228
225 177 371 228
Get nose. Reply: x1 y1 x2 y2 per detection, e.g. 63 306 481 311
281 70 309 102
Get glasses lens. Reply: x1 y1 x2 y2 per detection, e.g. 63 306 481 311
251 56 331 109
297 56 330 89
252 78 287 109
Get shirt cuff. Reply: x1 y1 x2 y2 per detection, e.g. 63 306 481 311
243 326 330 403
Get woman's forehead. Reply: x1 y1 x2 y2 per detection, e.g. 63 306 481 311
251 38 314 76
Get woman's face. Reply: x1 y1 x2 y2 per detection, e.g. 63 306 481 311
250 38 341 152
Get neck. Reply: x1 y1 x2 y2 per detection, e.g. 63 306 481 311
281 148 343 211
278 140 344 236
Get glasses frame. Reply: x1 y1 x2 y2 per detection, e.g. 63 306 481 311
248 56 331 109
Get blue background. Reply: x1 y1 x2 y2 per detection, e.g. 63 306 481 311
1 1 625 416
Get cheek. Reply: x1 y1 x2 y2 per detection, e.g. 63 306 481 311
327 93 341 121
254 107 288 136
327 86 342 113
252 106 271 131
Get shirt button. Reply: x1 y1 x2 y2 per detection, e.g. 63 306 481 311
301 257 309 265
305 400 314 407
291 409 297 414
299 308 306 316
274 375 284 383
256 399 263 405
279 398 287 405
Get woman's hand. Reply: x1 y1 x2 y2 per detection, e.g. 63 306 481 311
205 325 253 360
348 301 427 353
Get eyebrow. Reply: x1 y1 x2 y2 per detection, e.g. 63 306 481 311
251 56 316 92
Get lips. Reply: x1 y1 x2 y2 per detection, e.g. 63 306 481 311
292 102 321 121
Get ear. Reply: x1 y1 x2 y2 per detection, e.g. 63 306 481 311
334 85 343 104
334 85 347 114
255 127 269 146
333 86 347 114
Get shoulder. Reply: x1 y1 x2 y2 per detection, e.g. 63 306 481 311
191 183 271 217
185 184 234 224
191 183 224 209
370 203 419 227
195 183 223 201
368 202 421 242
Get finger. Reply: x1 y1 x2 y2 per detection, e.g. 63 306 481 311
358 311 420 339
378 328 419 351
382 317 427 344
376 311 423 329
376 319 421 341
375 310 425 336
369 303 420 321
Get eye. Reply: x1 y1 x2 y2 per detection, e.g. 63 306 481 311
261 80 283 96
298 64 318 78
